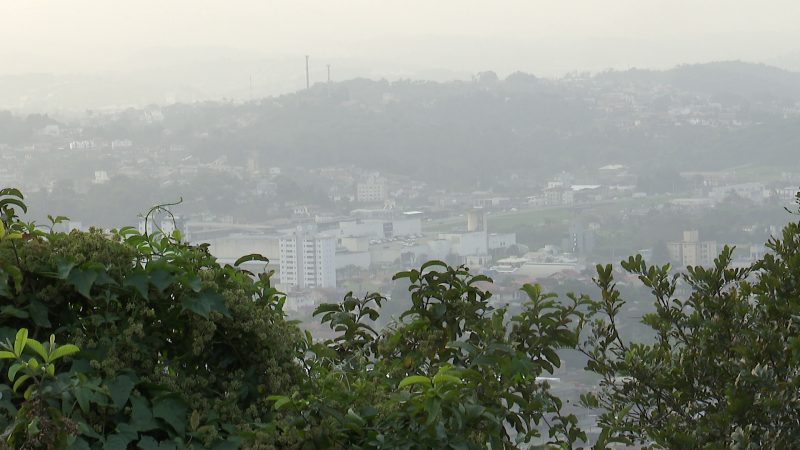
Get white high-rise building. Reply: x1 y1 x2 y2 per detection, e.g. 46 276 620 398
279 231 336 289
356 174 387 203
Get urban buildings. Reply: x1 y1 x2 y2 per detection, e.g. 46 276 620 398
279 227 337 289
356 173 387 203
668 230 718 267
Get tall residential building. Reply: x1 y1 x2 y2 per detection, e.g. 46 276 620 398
279 230 336 289
356 174 387 203
466 208 487 232
565 222 595 256
667 230 717 267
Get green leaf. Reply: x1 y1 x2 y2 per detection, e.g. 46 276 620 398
211 438 241 450
75 386 90 413
106 374 136 409
0 188 23 198
0 351 15 359
123 272 150 298
433 373 462 386
0 197 27 214
55 260 76 280
25 338 47 361
1 305 29 319
67 268 98 299
190 410 201 431
149 269 174 293
541 348 561 369
12 374 30 392
268 395 291 410
8 362 22 381
28 301 51 327
130 395 159 431
13 328 27 356
105 433 134 450
50 344 80 361
420 260 448 271
234 253 270 266
0 272 10 298
181 290 231 319
22 384 34 400
152 394 188 435
398 375 432 389
69 437 91 450
137 436 179 450
137 436 160 450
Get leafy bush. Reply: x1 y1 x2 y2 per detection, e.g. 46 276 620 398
266 263 590 449
580 192 800 448
0 189 302 449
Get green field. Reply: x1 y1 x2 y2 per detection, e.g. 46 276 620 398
424 196 671 235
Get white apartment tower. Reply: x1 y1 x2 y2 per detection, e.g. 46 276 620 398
356 174 387 203
279 231 336 289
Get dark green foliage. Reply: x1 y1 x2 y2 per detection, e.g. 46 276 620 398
0 189 302 449
265 261 591 449
579 191 800 448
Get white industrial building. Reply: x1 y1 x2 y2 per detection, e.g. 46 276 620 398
339 217 422 239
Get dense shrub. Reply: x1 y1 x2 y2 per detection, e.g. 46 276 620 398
0 189 302 448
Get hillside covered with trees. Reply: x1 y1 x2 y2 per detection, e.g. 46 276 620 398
5 62 800 192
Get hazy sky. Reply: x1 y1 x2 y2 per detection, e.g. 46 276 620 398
2 0 800 77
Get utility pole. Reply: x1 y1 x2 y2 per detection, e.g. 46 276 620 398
327 64 331 83
305 55 310 89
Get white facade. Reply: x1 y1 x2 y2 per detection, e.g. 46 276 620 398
339 218 421 239
336 251 371 270
391 218 422 237
439 231 488 257
69 140 95 150
340 220 385 239
356 175 387 203
203 235 279 261
709 183 768 204
93 170 110 184
279 232 336 289
667 230 718 267
111 139 133 149
488 233 516 250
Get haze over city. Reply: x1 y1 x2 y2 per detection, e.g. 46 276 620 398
3 1 800 109
2 2 800 448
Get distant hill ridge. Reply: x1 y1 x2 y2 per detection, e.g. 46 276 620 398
2 60 799 111
595 61 800 101
3 61 800 188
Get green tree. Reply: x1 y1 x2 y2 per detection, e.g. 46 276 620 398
579 193 800 448
0 188 302 449
267 262 591 449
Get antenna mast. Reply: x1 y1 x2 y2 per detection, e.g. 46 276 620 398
305 55 310 89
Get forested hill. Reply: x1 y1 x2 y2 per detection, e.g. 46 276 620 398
13 61 800 188
595 61 800 102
